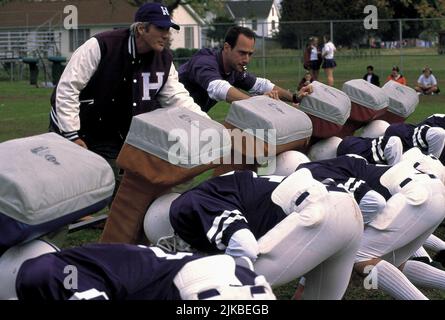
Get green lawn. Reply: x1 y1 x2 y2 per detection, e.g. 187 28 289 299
1 51 445 300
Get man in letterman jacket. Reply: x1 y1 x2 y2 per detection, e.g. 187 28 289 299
48 3 208 190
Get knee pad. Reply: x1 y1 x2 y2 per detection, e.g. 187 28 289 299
426 127 445 158
384 136 403 165
226 229 259 262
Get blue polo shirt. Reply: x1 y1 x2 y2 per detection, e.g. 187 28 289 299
178 48 257 112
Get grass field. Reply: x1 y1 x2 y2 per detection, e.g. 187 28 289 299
1 51 445 300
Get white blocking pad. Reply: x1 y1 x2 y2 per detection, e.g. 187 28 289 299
0 133 115 252
125 106 232 168
382 81 419 118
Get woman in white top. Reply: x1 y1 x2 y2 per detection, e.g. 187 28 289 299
304 37 321 81
321 35 337 86
415 67 440 95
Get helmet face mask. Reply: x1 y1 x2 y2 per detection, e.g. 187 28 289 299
156 234 194 253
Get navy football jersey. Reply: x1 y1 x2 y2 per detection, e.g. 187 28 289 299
170 171 287 253
16 244 259 300
298 156 392 200
385 123 430 153
337 136 391 164
418 114 445 129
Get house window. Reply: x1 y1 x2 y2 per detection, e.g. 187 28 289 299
272 7 274 16
252 19 257 31
184 26 194 48
272 20 276 30
69 29 90 52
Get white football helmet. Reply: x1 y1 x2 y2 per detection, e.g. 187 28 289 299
0 240 59 300
144 193 192 252
259 150 310 176
308 136 342 161
174 254 275 300
359 120 390 138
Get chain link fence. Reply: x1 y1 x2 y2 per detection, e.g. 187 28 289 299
1 17 444 88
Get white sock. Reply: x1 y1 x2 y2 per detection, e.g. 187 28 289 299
370 260 428 300
424 234 445 253
412 246 432 262
403 260 445 291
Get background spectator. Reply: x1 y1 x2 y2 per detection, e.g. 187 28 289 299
321 35 337 86
386 65 407 85
415 67 440 95
363 65 380 87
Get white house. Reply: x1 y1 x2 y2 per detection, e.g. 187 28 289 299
170 4 205 49
225 0 280 38
0 0 206 59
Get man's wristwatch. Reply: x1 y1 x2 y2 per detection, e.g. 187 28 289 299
292 93 301 104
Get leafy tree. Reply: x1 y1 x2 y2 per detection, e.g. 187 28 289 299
278 0 395 49
126 0 224 17
206 16 236 47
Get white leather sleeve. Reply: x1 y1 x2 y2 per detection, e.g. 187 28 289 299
55 37 101 133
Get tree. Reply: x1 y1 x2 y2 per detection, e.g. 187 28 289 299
126 0 224 16
278 0 394 49
206 16 236 47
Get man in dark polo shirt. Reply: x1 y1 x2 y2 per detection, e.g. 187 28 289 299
179 26 312 113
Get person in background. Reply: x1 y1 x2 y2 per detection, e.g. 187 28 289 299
303 36 321 82
415 67 440 95
178 26 312 113
386 65 407 85
298 71 313 90
363 65 380 87
321 35 337 86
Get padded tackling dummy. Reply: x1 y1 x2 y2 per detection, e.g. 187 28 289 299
342 79 389 122
376 81 419 124
174 254 275 300
253 169 363 299
308 136 343 161
0 239 59 300
299 81 351 139
0 133 114 253
338 79 389 137
216 96 312 176
359 120 390 138
101 107 231 244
